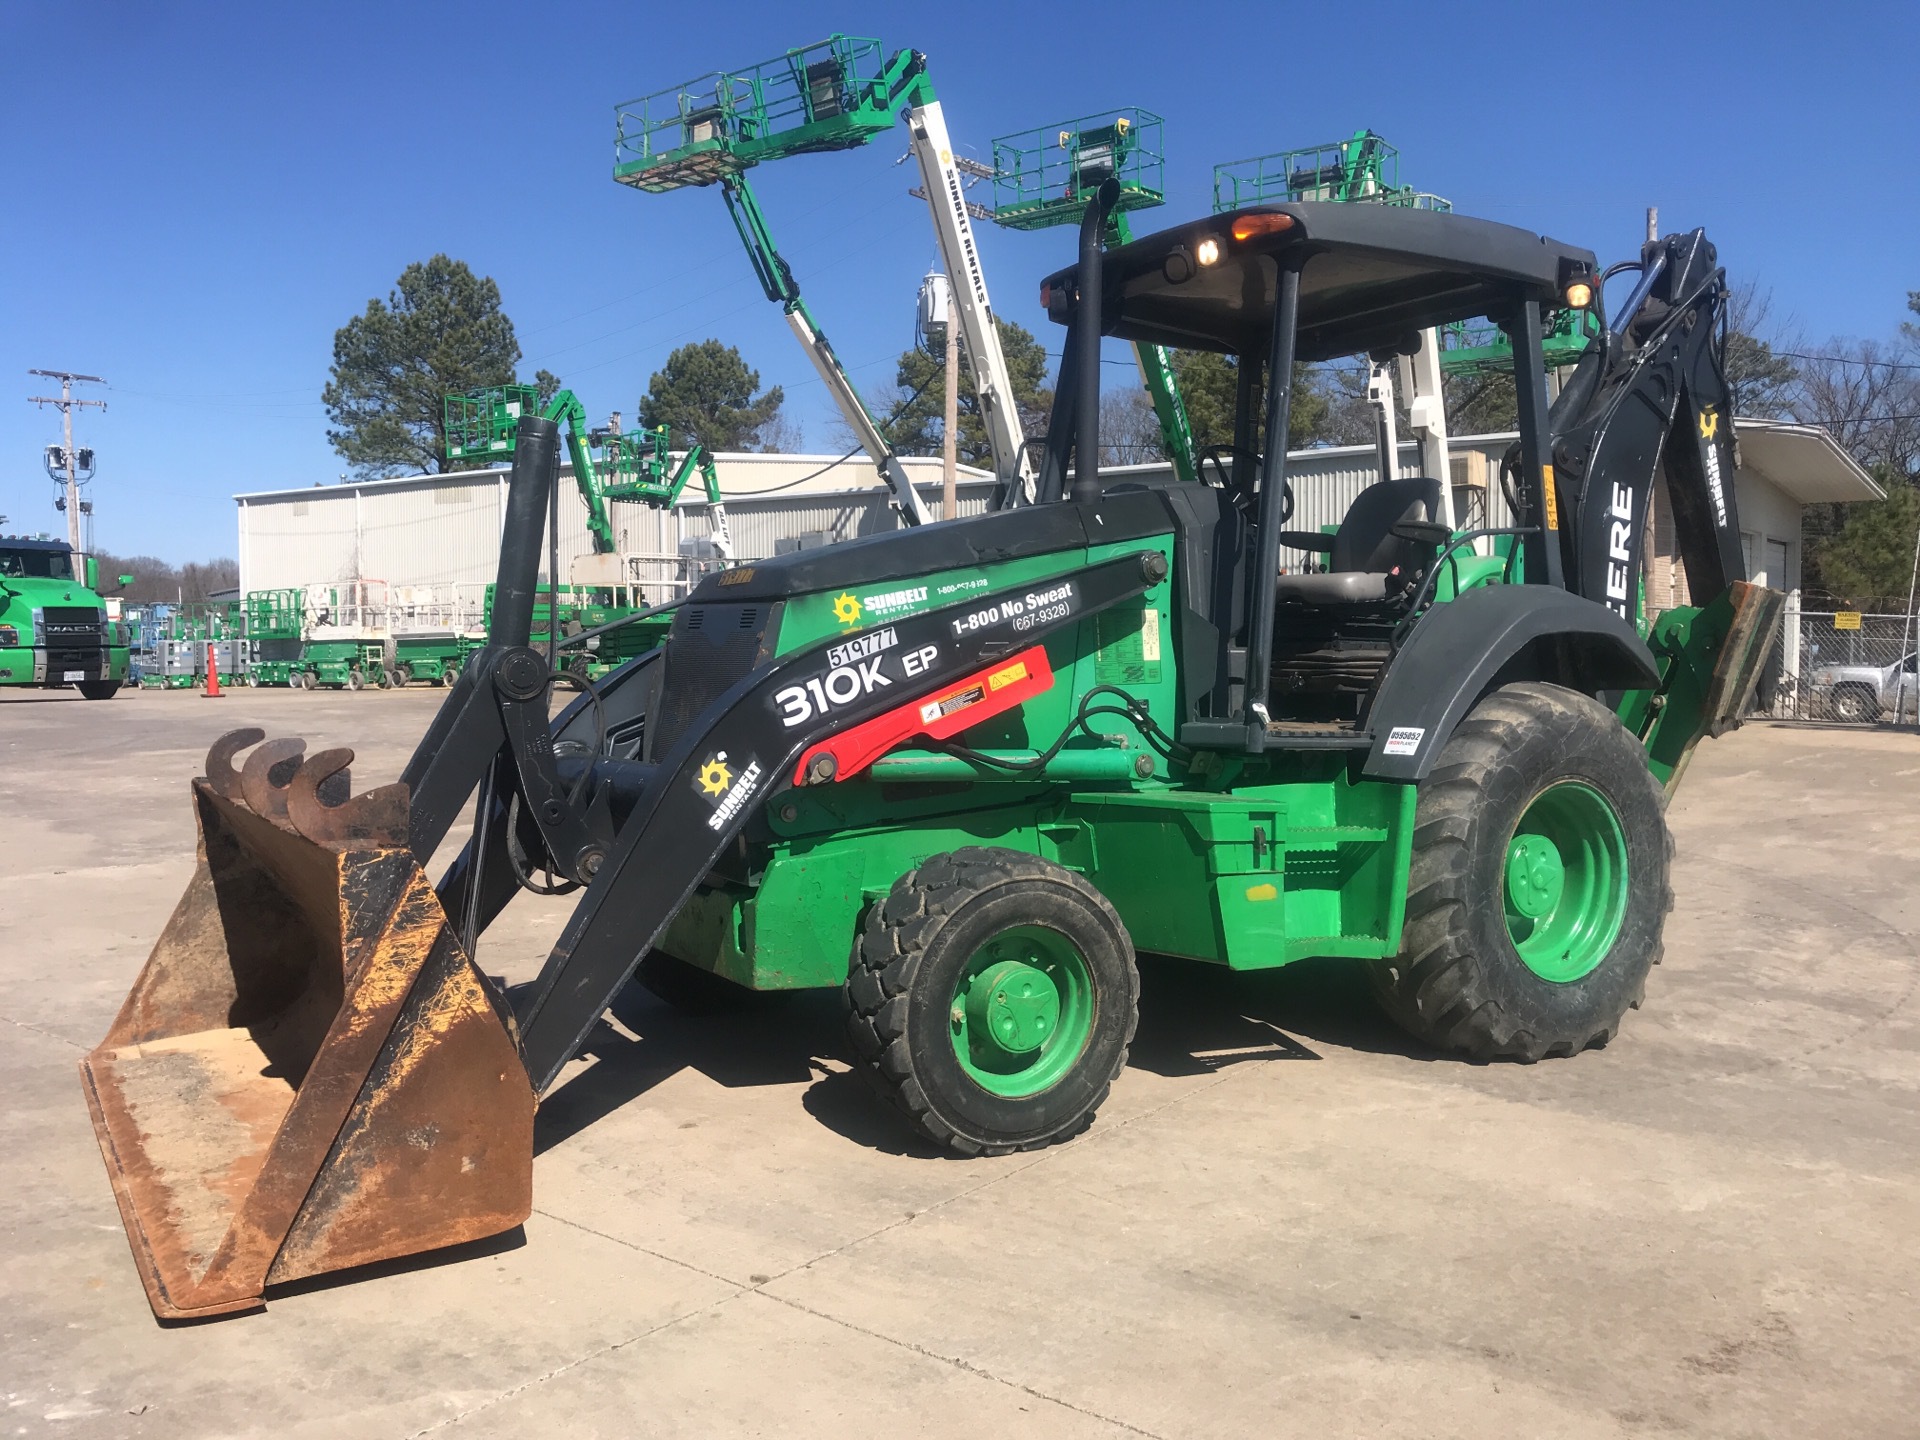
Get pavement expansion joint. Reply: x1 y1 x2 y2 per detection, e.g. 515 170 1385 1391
756 1286 1172 1440
400 1290 741 1439
0 1011 86 1049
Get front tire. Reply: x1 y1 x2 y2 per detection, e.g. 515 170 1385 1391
846 847 1138 1156
392 663 413 688
76 680 121 701
1368 682 1672 1062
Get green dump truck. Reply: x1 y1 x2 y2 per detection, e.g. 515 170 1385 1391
0 535 131 699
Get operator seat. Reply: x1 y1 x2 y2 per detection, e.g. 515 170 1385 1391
1274 476 1443 605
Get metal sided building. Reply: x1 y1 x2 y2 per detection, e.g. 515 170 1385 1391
234 428 1869 613
234 454 996 599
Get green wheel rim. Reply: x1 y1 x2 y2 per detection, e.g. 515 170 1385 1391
1503 781 1630 983
949 925 1095 1097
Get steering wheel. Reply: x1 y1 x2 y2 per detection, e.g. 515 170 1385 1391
1199 445 1292 522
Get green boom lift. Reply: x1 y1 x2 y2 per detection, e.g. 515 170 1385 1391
990 110 1200 486
1214 130 1599 377
444 384 733 560
614 36 1038 514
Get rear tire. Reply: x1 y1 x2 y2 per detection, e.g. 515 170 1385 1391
846 847 1138 1156
299 670 317 690
1367 682 1672 1062
1830 685 1876 723
76 680 121 701
392 663 413 688
345 669 364 691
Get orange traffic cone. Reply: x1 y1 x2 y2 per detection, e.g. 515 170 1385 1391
203 642 223 699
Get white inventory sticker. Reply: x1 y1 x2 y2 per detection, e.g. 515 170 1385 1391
1382 726 1425 757
62 670 85 682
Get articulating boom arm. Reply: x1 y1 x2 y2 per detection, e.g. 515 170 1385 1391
720 172 931 526
899 77 1035 499
542 392 617 554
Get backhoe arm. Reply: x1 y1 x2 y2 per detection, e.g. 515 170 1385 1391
1549 229 1783 789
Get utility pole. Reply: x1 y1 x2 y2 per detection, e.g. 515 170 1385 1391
28 370 106 555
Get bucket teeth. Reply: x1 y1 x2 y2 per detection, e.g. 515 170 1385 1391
204 728 267 801
239 738 312 826
288 747 411 851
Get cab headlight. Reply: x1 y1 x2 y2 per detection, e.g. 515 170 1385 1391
0 625 17 646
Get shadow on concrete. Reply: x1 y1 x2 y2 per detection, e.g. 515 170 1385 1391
1130 953 1433 1074
526 953 1436 1158
251 1226 529 1320
531 984 840 1156
800 1067 953 1158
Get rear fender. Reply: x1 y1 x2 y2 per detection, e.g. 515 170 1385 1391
1359 586 1658 781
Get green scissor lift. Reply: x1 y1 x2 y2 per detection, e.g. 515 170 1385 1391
243 588 305 686
989 109 1199 485
1213 131 1597 376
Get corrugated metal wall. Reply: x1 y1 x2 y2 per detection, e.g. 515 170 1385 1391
236 438 1520 595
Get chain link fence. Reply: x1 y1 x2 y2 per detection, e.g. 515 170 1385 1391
1760 601 1920 724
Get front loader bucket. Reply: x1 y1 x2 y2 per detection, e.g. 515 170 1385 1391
80 730 534 1320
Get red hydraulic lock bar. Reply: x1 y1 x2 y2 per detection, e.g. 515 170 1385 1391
792 646 1054 786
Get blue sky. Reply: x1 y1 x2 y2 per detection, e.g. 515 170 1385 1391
4 0 1914 563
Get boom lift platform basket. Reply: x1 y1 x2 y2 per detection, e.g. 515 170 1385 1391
613 36 902 192
990 109 1166 231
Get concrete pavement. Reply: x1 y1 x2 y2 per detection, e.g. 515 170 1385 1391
3 686 1915 1437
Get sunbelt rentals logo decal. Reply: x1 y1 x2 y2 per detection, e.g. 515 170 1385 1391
694 749 764 832
833 583 930 630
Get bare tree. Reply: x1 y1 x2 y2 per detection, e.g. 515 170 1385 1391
1099 388 1166 466
1723 281 1801 420
1791 337 1920 478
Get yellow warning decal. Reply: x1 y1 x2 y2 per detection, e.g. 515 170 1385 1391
1541 463 1561 530
1244 882 1279 902
719 567 756 586
987 660 1029 692
1699 408 1719 441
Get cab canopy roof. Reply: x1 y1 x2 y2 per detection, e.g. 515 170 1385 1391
1042 202 1598 362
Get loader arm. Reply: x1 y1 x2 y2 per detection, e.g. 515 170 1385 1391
508 547 1160 1089
403 416 1159 1085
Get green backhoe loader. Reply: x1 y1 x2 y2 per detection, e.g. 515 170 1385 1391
83 193 1778 1320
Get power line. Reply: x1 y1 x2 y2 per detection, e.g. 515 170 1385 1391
1775 350 1920 373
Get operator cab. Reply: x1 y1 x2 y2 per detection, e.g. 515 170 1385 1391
1035 200 1598 742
